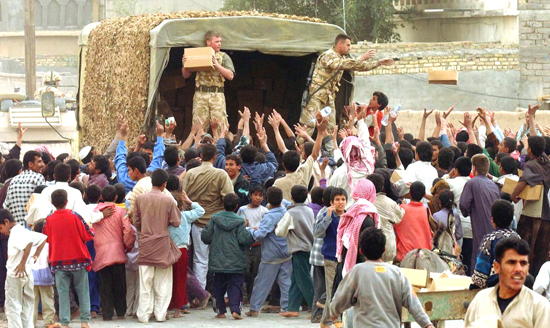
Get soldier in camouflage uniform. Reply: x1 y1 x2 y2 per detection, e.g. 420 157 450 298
34 71 73 100
182 30 235 135
300 34 394 135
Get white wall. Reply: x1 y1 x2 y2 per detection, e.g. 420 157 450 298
106 0 224 17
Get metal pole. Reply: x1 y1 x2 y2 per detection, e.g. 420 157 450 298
342 0 346 31
24 0 36 99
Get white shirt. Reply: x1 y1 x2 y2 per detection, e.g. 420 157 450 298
534 261 550 302
445 176 472 239
404 160 438 195
237 205 268 229
27 182 102 224
7 225 47 277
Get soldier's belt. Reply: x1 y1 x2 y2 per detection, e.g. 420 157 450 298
196 86 224 93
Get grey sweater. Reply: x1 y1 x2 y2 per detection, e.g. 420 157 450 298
330 261 432 328
275 203 314 254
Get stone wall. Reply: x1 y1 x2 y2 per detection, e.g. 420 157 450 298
518 0 550 95
349 41 542 113
350 41 520 76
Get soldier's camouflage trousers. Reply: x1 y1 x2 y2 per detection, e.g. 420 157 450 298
299 94 336 136
193 91 228 134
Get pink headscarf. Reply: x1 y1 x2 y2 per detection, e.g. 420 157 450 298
35 145 54 161
340 136 375 192
336 178 380 274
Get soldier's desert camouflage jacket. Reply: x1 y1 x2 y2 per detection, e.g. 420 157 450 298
309 47 380 103
195 51 235 88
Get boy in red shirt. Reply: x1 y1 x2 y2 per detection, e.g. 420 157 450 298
364 91 388 136
43 189 94 328
394 181 433 262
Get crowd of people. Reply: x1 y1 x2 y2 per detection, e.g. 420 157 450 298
1 93 550 328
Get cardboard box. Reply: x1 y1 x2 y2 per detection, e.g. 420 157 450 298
399 268 429 288
428 70 458 85
429 275 472 291
184 47 215 71
501 177 543 201
391 170 402 183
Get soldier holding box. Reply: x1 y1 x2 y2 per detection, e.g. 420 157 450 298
182 30 235 135
299 34 394 135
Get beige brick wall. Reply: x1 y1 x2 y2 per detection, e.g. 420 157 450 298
349 41 520 77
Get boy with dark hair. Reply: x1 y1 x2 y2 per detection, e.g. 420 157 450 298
225 154 250 207
164 146 184 177
274 117 326 201
91 185 136 320
314 187 347 326
368 173 404 263
436 147 455 177
239 140 278 186
134 169 181 323
237 184 268 301
246 187 292 317
460 154 500 272
493 155 519 187
0 209 47 328
329 227 433 328
394 182 432 262
87 155 110 188
275 185 315 318
471 200 520 290
513 135 550 276
405 141 437 198
201 193 255 320
43 189 94 328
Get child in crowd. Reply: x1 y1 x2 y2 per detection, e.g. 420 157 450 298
308 186 327 323
246 187 291 317
237 184 268 302
92 185 136 320
201 193 255 320
275 185 315 318
314 187 347 327
125 225 139 318
83 184 101 318
31 220 56 327
0 209 47 328
166 175 205 318
329 228 433 328
394 181 433 263
43 189 94 328
432 190 463 253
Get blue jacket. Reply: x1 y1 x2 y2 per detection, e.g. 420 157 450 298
169 202 205 248
114 137 165 193
251 206 290 263
241 152 278 185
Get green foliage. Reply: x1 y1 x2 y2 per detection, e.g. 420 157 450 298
223 0 400 43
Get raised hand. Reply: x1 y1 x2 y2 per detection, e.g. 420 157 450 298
320 156 329 173
191 119 203 135
528 102 541 116
210 117 219 133
360 49 376 61
397 126 405 140
268 112 280 130
423 108 434 119
435 111 442 126
459 112 473 129
443 105 455 119
294 123 309 139
379 58 394 66
156 121 164 137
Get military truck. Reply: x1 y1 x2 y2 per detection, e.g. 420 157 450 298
76 12 352 151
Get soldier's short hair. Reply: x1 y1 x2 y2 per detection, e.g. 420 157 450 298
334 34 352 45
204 30 222 43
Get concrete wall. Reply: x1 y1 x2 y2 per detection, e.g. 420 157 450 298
518 0 550 96
393 0 516 11
0 72 78 96
353 70 541 113
395 15 519 45
0 31 80 58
